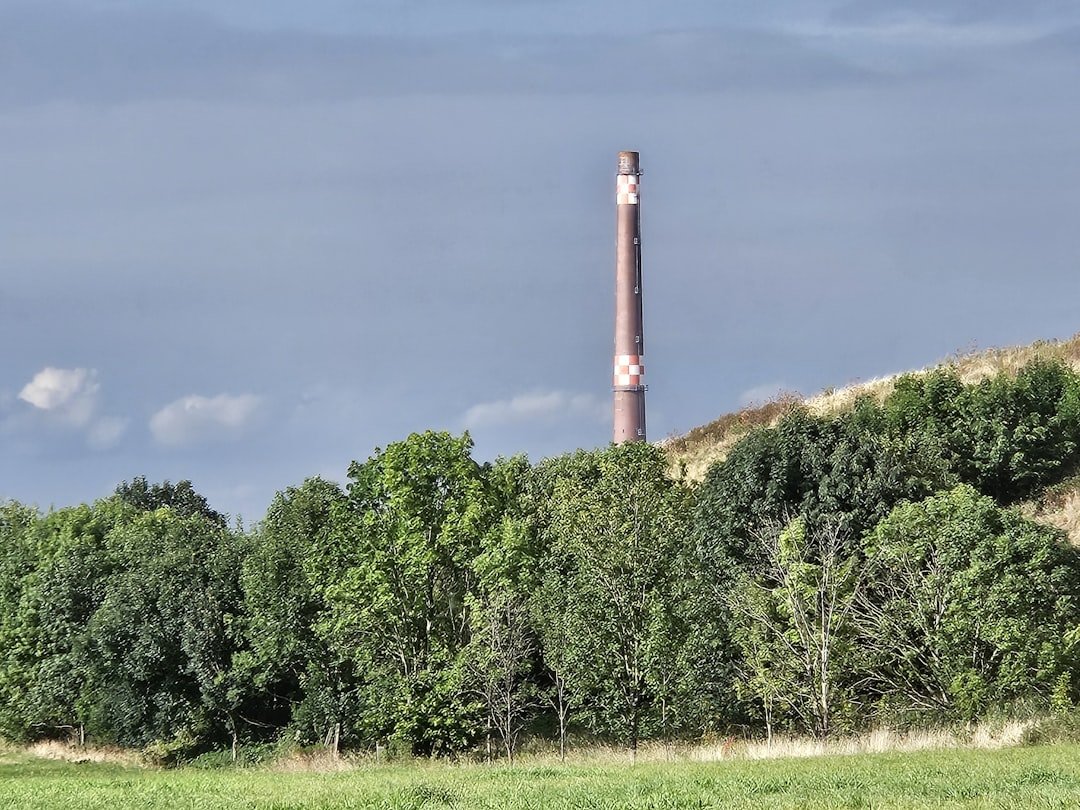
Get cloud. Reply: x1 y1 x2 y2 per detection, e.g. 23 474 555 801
12 366 128 450
0 4 879 108
805 0 1080 49
86 416 128 450
18 367 99 426
150 393 263 446
830 0 1078 26
463 390 607 429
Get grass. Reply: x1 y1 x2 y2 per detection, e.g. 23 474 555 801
4 737 1080 809
1021 470 1080 546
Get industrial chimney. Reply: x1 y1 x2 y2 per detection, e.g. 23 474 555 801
612 150 646 443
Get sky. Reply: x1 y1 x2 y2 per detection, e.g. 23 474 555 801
2 0 1079 520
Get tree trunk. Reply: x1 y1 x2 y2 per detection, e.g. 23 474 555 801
557 683 568 763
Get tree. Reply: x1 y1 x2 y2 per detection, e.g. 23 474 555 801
695 402 950 576
115 477 226 525
0 501 42 740
543 443 691 754
327 431 493 755
528 450 605 759
950 361 1080 502
730 517 863 738
885 361 1080 503
857 485 1080 720
242 477 354 752
467 456 540 762
1 501 129 744
79 508 247 750
469 587 536 762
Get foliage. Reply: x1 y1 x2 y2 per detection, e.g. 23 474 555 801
885 361 1080 503
857 485 1080 721
539 443 694 751
730 518 863 737
79 508 248 749
115 477 226 526
0 501 43 739
467 456 541 762
696 360 1080 572
241 476 352 748
695 400 951 575
0 501 126 742
326 431 494 756
3 360 1080 755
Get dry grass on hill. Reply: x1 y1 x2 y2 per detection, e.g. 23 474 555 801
663 332 1080 483
1021 473 1080 546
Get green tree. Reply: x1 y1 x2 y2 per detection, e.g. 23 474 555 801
695 402 949 575
0 501 43 740
242 477 355 751
115 476 226 525
885 361 1080 502
327 431 493 755
544 443 692 754
857 485 1080 720
79 508 247 750
730 517 863 738
0 501 129 743
467 455 540 762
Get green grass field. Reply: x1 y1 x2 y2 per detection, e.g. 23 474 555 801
3 744 1080 809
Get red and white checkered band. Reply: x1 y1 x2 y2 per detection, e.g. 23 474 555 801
616 174 639 206
613 353 645 387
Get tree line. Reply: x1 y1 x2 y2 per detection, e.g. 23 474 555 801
2 359 1080 761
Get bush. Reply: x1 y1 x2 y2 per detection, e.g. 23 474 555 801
188 742 278 769
142 729 201 768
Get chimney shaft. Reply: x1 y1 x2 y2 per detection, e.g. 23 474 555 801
612 151 646 443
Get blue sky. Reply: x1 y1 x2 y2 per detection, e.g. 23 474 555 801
2 0 1079 519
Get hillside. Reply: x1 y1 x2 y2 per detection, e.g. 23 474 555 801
664 333 1080 480
663 332 1080 543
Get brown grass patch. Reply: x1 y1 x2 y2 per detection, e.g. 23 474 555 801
265 748 364 773
26 739 144 767
1021 473 1080 545
513 720 1033 767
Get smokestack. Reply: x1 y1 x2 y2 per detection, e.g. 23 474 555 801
612 150 646 444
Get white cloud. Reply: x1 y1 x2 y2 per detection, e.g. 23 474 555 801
150 393 263 447
86 416 128 450
738 382 794 407
791 20 1053 46
463 390 607 429
12 366 128 450
18 367 99 426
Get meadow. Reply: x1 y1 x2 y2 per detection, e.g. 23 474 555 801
3 741 1080 809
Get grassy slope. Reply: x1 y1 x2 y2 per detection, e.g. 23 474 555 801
3 744 1080 809
662 332 1080 543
